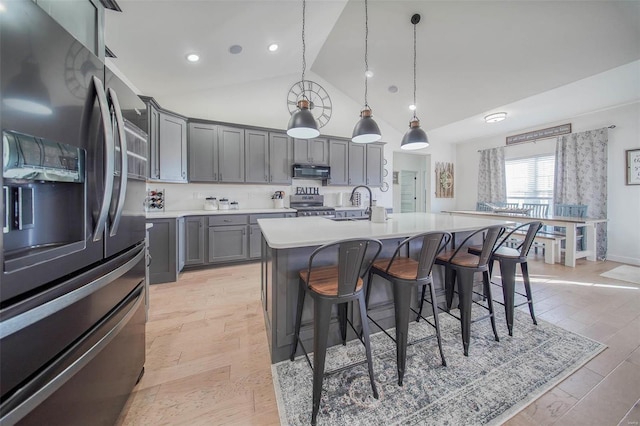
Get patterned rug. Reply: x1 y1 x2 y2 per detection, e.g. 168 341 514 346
600 265 640 285
272 305 605 426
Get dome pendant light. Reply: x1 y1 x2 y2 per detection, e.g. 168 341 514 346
401 14 429 150
287 0 320 139
352 0 381 143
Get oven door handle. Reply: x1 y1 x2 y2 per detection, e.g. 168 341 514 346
91 76 115 242
107 88 128 237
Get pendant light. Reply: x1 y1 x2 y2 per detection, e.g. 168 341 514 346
401 14 429 150
351 0 381 143
287 0 320 139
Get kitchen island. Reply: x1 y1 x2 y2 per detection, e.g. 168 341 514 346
257 213 513 363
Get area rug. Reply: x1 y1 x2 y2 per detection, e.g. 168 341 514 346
272 305 605 426
600 265 640 285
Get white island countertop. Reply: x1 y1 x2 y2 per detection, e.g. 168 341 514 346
258 212 515 249
146 208 297 219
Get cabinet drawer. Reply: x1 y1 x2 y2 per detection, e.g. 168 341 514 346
208 215 248 226
249 213 285 224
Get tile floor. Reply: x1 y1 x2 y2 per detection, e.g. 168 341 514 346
117 255 640 425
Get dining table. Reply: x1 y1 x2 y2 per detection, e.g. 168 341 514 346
443 210 607 267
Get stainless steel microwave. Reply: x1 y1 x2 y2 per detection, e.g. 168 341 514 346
292 164 331 180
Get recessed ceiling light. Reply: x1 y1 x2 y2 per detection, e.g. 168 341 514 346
365 70 374 78
485 112 507 123
229 45 243 54
268 43 279 52
186 53 200 63
409 104 416 111
388 85 398 93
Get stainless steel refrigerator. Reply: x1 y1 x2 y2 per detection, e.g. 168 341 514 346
1 1 148 424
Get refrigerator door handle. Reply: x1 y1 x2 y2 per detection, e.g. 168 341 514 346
0 288 144 426
107 88 128 237
92 76 115 242
0 247 144 339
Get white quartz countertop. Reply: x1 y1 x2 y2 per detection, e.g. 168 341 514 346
258 212 515 249
146 208 296 219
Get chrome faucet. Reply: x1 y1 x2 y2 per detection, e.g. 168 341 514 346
350 185 373 220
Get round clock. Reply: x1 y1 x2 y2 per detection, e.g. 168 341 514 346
65 41 100 100
287 80 332 128
380 182 389 192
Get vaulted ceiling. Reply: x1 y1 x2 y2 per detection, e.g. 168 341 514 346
105 0 640 146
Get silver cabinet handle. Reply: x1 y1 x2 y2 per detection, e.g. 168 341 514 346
107 88 127 237
92 76 115 242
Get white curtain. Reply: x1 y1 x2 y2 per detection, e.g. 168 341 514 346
554 128 608 259
477 147 506 203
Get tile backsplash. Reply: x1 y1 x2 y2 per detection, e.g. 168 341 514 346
148 180 391 211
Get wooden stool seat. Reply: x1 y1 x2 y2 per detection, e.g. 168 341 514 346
371 257 421 280
299 266 364 296
436 249 481 268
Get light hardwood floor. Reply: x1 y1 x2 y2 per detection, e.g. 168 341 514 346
117 255 640 426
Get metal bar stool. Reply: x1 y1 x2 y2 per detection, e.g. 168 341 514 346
469 221 543 336
366 231 451 386
435 225 505 356
290 238 382 426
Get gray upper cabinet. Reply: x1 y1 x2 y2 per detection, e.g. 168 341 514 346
269 132 293 184
348 143 366 186
218 126 245 183
245 130 269 183
154 111 188 182
188 122 218 182
366 143 384 187
328 139 348 186
293 138 329 165
148 104 160 180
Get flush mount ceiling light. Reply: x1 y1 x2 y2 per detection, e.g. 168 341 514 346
401 13 429 150
286 0 320 139
485 112 507 123
186 53 200 62
351 0 381 144
268 43 279 52
229 44 243 55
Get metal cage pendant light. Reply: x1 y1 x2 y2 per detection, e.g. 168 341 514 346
287 0 320 139
401 14 429 150
352 0 381 143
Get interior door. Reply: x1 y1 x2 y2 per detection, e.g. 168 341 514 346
400 171 417 213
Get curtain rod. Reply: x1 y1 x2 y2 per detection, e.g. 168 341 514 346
477 124 616 152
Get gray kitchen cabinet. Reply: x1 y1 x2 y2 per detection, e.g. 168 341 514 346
348 143 366 186
269 132 293 184
158 111 188 182
334 210 346 218
208 225 248 263
178 217 186 271
185 216 205 265
366 143 384 187
148 103 160 180
249 224 262 259
293 137 329 165
147 218 178 284
188 122 218 182
328 139 349 186
245 129 269 183
218 126 245 183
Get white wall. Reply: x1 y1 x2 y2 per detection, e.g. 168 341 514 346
455 102 640 265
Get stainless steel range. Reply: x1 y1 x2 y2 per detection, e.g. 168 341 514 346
290 194 336 217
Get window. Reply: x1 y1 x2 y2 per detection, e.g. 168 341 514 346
505 155 555 205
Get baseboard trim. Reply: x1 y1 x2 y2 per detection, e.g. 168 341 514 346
605 254 640 266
